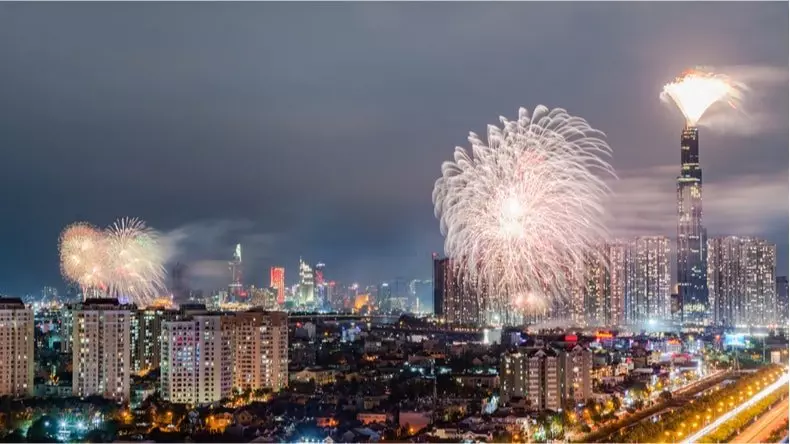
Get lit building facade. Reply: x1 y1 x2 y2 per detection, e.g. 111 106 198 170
232 311 289 392
0 298 33 396
161 314 234 405
707 236 777 327
500 347 561 411
72 299 131 402
777 276 789 326
559 345 593 405
625 236 671 324
433 256 481 325
676 127 709 324
298 259 315 306
131 308 178 375
270 267 285 305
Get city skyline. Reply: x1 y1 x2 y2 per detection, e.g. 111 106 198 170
0 3 787 295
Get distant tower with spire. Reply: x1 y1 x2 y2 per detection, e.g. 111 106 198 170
228 244 244 302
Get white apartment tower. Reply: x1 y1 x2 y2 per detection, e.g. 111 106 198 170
233 311 289 392
625 236 671 324
161 314 234 405
72 299 132 402
0 298 33 396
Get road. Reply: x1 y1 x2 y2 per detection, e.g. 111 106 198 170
681 372 789 444
731 398 789 443
578 370 733 443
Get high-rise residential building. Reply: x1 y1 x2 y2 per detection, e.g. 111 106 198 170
708 237 777 327
72 299 132 402
131 307 179 375
232 311 289 392
270 267 285 305
625 236 671 324
777 276 788 326
572 254 608 327
433 256 481 325
161 313 234 405
607 242 627 326
500 347 561 411
676 127 709 324
0 298 33 397
298 259 315 306
559 345 593 405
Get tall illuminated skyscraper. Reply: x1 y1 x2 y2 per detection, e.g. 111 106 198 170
776 276 788 326
228 244 244 302
298 258 314 306
708 236 776 327
625 236 671 324
270 267 285 305
676 127 709 324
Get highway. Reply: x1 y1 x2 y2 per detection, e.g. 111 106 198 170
731 398 789 444
681 372 789 444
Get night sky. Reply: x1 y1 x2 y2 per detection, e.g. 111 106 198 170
0 3 787 294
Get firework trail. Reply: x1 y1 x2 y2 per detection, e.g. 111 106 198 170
432 106 615 316
661 68 744 126
59 218 166 307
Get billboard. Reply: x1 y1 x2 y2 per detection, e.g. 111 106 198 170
723 333 747 348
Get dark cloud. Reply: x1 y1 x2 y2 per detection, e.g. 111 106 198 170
0 3 786 294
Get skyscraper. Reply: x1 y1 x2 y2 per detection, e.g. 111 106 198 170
432 256 480 325
625 236 671 324
0 298 33 397
776 276 788 326
298 259 315 306
228 244 244 302
315 263 327 309
607 241 627 326
270 267 285 305
708 237 777 327
676 127 709 324
72 299 132 402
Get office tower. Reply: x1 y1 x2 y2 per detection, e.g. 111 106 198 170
389 278 410 312
500 347 561 410
707 237 777 326
676 127 709 324
0 298 34 396
270 267 285 305
131 307 178 375
171 262 190 303
777 276 789 326
559 344 593 405
624 236 671 324
410 279 434 314
298 259 315 306
161 313 234 405
72 299 132 402
228 244 244 302
433 256 481 325
232 311 289 392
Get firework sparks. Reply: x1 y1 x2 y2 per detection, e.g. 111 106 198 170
432 105 615 314
661 68 744 126
59 223 106 291
59 218 166 307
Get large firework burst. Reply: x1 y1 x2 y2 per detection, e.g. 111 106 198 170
660 68 744 126
59 217 166 307
432 105 615 314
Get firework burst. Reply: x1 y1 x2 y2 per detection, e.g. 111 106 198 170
661 68 744 126
432 105 615 315
59 217 166 307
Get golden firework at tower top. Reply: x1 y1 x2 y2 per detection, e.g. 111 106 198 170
660 68 743 325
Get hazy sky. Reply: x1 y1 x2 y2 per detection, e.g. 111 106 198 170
0 3 787 294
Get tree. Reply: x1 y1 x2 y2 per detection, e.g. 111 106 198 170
659 390 673 402
26 415 59 443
